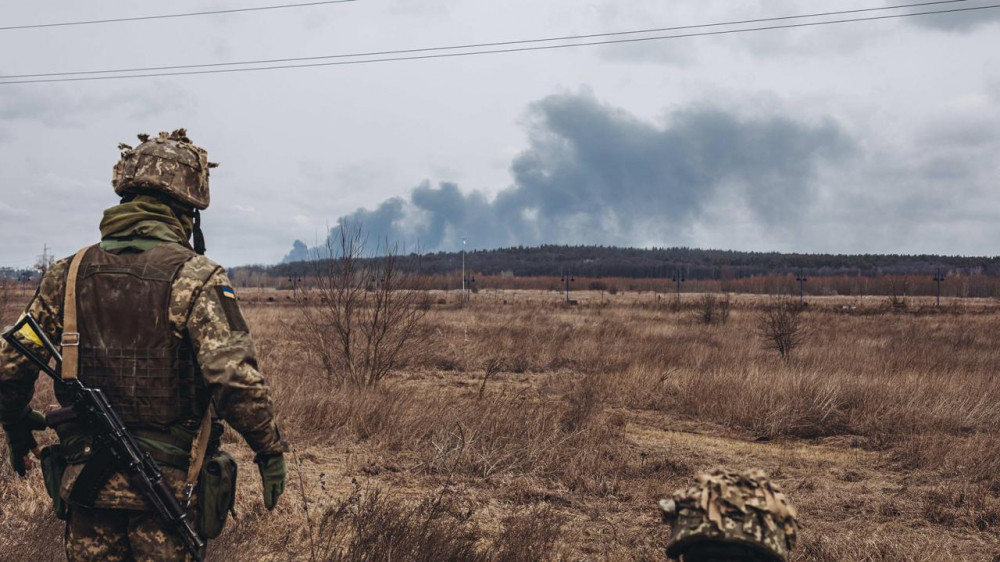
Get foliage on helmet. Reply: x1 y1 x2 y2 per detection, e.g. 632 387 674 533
112 128 218 210
659 469 798 562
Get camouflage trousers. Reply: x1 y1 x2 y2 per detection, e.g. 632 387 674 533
65 504 203 562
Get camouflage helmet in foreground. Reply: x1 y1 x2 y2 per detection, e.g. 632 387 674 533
659 469 798 562
112 129 217 210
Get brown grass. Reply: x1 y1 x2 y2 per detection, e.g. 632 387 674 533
3 291 1000 560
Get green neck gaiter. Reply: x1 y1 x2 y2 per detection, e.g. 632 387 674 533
100 195 193 244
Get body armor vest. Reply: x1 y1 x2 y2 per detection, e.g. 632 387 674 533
61 244 202 429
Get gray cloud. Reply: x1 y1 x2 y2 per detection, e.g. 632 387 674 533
286 91 851 260
902 3 1000 32
0 82 193 130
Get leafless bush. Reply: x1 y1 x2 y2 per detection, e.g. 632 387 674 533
299 223 429 388
888 277 908 309
697 293 717 324
478 354 505 400
310 483 565 562
315 484 486 561
758 297 806 359
696 293 731 325
493 504 566 561
561 374 602 432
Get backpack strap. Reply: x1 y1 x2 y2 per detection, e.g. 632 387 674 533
61 247 90 380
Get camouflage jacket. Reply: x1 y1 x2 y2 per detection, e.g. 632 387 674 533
0 215 286 509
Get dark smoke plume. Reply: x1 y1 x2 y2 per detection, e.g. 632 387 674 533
285 91 851 261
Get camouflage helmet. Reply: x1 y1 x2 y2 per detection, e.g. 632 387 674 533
659 469 798 562
112 129 217 210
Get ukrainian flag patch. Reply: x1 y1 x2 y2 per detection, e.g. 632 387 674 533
215 286 249 332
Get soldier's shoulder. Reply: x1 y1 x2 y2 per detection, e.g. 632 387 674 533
169 255 227 329
46 256 72 279
36 255 72 302
176 254 226 286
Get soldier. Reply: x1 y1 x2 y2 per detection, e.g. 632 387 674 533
0 129 288 561
659 469 799 562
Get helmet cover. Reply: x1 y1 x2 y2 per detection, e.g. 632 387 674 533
112 128 217 210
660 469 798 562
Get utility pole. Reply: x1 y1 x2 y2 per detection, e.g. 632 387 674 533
19 271 30 296
464 273 475 299
671 269 685 296
796 268 808 305
36 244 52 275
461 238 466 304
933 268 945 306
560 270 574 303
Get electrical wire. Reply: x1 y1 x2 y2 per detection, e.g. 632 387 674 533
0 0 358 32
0 0 975 80
2 3 997 85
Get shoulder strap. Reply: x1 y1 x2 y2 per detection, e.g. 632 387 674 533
184 405 214 501
61 247 90 380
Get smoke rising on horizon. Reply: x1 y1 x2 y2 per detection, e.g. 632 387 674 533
284 92 851 262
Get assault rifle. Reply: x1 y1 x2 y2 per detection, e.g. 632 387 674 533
2 313 205 562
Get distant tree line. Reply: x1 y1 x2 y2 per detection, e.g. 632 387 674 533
0 267 36 281
235 244 1000 282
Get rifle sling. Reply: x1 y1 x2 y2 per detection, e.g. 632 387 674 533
61 246 91 380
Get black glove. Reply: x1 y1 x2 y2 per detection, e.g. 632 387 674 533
3 409 46 476
254 453 286 510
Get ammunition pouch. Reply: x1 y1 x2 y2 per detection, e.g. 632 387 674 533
39 445 69 520
198 450 237 539
60 421 224 507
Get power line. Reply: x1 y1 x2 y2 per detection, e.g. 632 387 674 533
2 3 997 85
0 0 974 80
0 0 358 32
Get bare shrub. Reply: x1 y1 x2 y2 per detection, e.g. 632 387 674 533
478 354 505 400
758 297 806 359
311 484 566 562
299 223 429 388
696 293 730 325
315 484 487 561
561 374 602 432
697 293 717 324
888 277 908 309
675 367 850 439
409 389 628 495
493 504 566 562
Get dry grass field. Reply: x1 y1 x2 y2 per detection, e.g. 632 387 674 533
3 289 1000 560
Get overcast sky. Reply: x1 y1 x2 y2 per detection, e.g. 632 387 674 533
1 0 998 267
